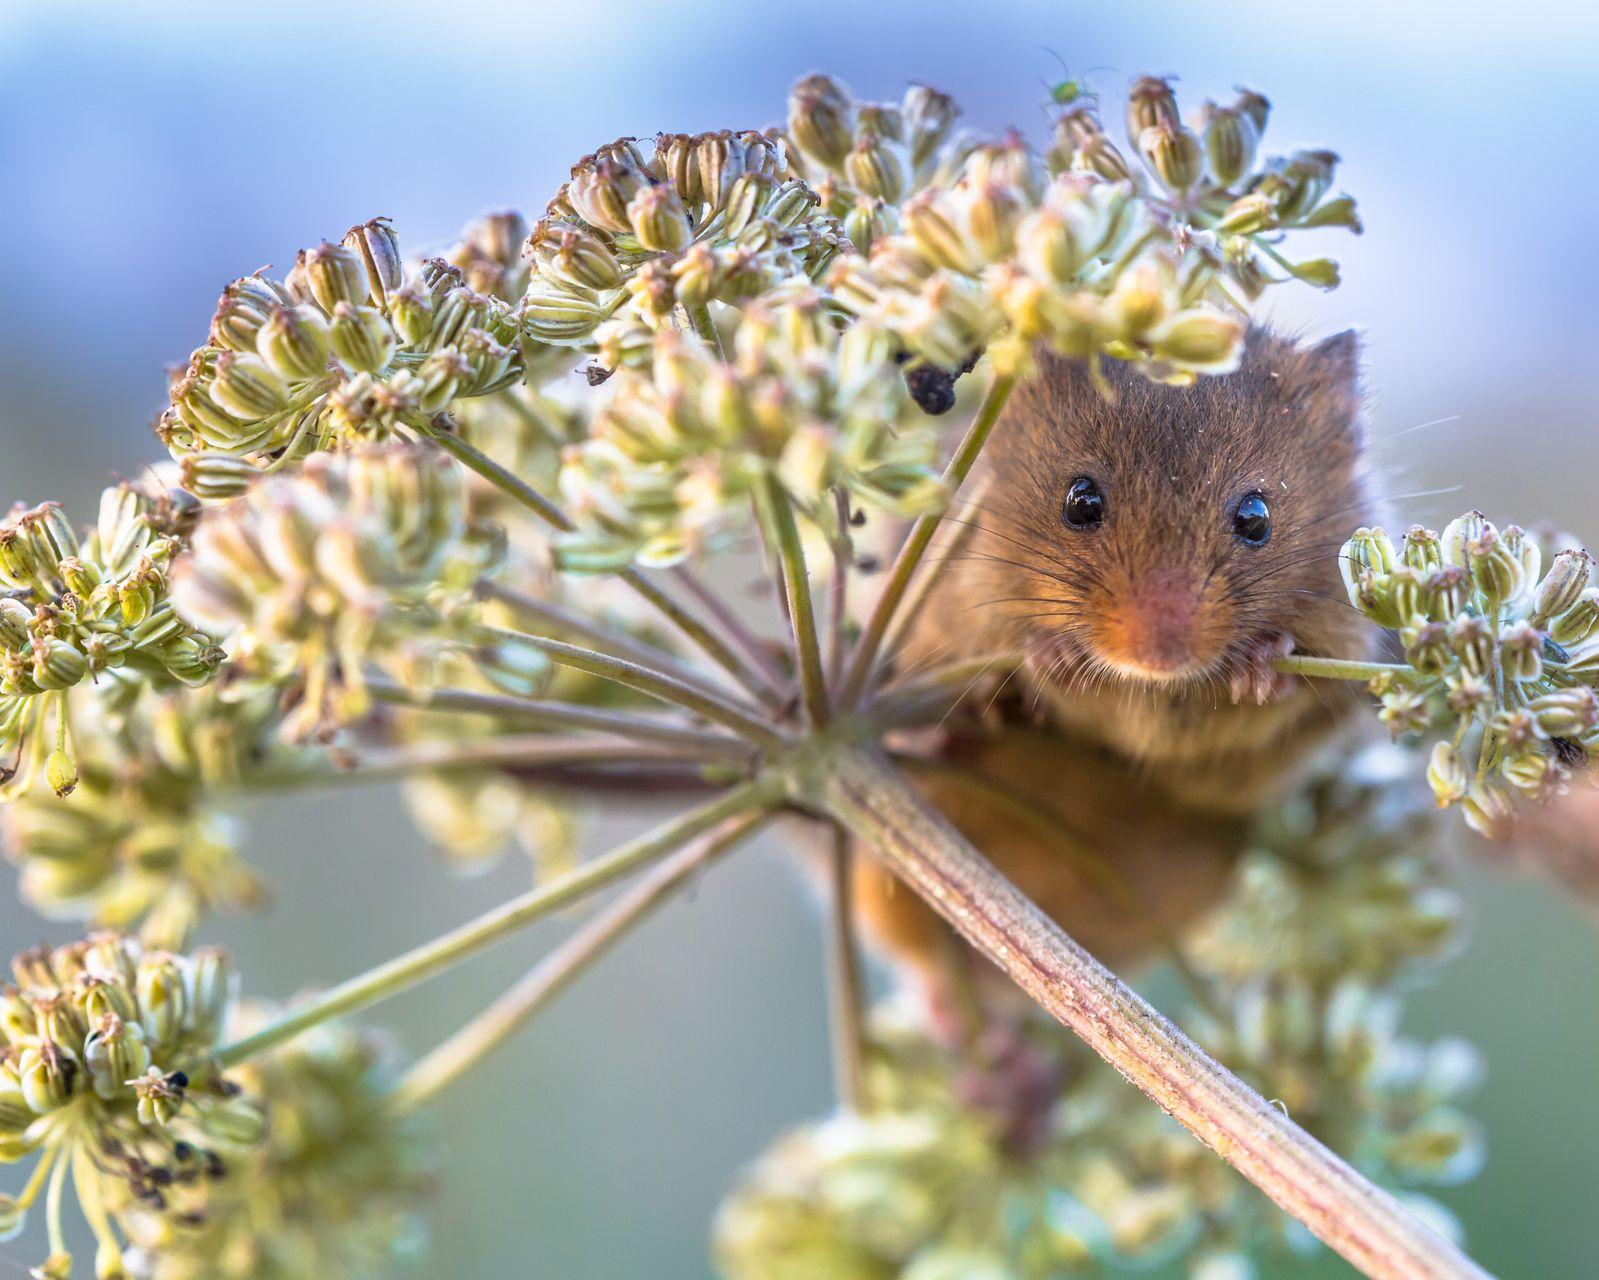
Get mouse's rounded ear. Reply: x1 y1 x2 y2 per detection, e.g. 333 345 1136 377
1311 327 1362 386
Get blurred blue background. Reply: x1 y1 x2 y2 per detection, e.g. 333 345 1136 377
1 1 1597 1275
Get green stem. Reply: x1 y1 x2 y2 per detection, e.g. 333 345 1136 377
477 579 714 691
684 302 726 360
216 779 779 1069
392 811 770 1110
823 823 869 1112
754 471 830 727
478 626 789 752
839 371 1018 708
804 745 1494 1280
363 677 753 758
243 734 745 791
410 415 781 706
1274 655 1409 682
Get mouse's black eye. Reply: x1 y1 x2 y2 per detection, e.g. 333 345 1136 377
1233 491 1272 545
1062 476 1105 531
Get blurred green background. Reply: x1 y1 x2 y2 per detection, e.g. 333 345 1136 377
1 1 1596 1274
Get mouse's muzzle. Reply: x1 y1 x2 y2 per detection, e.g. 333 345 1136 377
1086 566 1231 682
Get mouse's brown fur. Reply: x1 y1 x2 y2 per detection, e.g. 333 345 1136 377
855 329 1383 993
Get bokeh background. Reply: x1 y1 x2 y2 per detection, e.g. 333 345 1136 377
2 1 1597 1275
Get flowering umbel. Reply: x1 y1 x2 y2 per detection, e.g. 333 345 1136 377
0 934 258 1278
0 482 222 802
171 443 502 742
121 1010 431 1280
1338 515 1599 835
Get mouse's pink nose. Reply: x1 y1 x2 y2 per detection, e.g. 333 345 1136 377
1096 568 1211 676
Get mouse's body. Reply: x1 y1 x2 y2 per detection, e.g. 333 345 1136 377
855 329 1382 991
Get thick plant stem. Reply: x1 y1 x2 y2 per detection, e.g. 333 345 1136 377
824 823 870 1112
412 417 781 706
811 745 1495 1280
839 372 1017 707
364 677 753 759
1276 655 1410 682
754 472 830 727
393 811 770 1111
479 626 788 751
215 779 779 1069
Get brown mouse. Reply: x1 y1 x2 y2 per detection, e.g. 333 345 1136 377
853 328 1383 1001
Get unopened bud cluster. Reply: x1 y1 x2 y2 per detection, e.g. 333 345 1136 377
158 218 528 490
795 73 1358 384
172 444 500 741
1339 514 1599 835
716 746 1479 1279
121 1010 430 1280
0 696 262 950
558 294 939 569
521 132 848 349
0 482 222 802
0 934 259 1279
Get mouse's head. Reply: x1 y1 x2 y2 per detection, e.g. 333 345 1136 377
969 328 1374 693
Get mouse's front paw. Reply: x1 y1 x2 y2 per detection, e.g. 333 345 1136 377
1230 633 1297 705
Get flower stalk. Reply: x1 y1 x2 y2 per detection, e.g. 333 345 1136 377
754 471 830 726
839 372 1018 707
215 777 781 1069
393 810 770 1111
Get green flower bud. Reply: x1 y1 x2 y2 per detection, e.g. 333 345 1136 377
1502 746 1559 796
178 453 263 502
568 148 648 234
1465 526 1524 607
1234 87 1270 135
210 352 290 421
0 598 32 650
45 748 77 798
1137 123 1202 194
329 303 399 373
1125 75 1180 143
1448 616 1494 676
1201 103 1258 185
541 225 624 292
297 240 370 312
257 304 332 380
1499 620 1543 682
903 83 959 170
1074 133 1133 181
845 134 906 203
1149 307 1244 371
387 281 435 346
521 282 604 343
130 1065 183 1127
1425 565 1469 620
342 216 403 307
209 275 292 352
1377 684 1429 739
1401 620 1451 674
1440 510 1491 571
1463 780 1514 838
966 182 1024 260
788 73 856 168
1300 194 1363 231
1532 548 1591 626
1426 741 1469 806
1528 687 1599 737
83 1013 151 1101
1551 587 1599 646
32 638 89 690
1215 192 1276 235
19 1041 77 1113
135 955 187 1053
627 185 693 253
1401 525 1443 574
